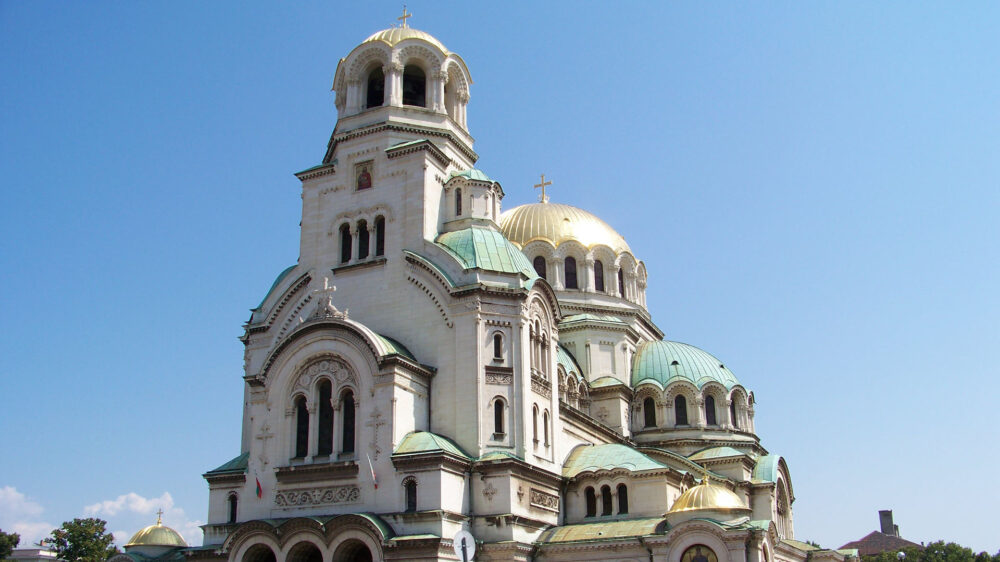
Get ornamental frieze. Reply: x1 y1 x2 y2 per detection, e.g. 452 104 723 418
274 485 359 508
529 488 559 512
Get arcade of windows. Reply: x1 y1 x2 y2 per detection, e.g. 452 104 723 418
292 381 358 461
338 216 386 264
640 390 749 430
584 483 629 517
531 256 631 299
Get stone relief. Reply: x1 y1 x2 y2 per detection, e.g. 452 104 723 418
529 488 559 512
275 485 360 507
294 356 356 392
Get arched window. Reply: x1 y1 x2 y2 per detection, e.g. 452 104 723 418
543 410 550 446
455 188 462 216
493 398 504 435
532 405 538 443
365 66 384 109
341 390 355 454
585 487 597 517
594 260 605 292
533 256 546 279
617 484 628 514
317 380 333 456
643 397 657 428
730 400 739 429
227 493 238 523
374 216 386 256
294 396 308 458
404 478 417 512
339 223 352 263
675 395 688 426
601 485 613 515
402 65 426 107
705 395 717 426
357 220 369 260
617 268 625 297
493 333 503 360
564 257 578 289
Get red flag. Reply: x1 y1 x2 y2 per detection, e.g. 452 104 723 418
256 477 263 498
367 454 378 489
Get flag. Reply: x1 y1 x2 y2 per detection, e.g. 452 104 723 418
367 454 378 489
256 477 263 498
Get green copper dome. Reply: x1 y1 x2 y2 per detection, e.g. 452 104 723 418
435 226 538 278
632 340 740 389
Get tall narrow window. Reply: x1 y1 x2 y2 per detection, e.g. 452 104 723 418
341 390 355 454
731 401 739 429
339 224 352 263
543 410 549 446
374 216 386 256
617 268 625 297
643 397 657 428
564 257 578 289
705 395 717 426
227 494 238 523
357 220 369 259
601 485 613 516
594 260 605 292
585 487 597 517
493 398 504 435
675 395 688 426
493 333 503 360
455 188 462 216
617 484 629 514
532 405 538 443
405 479 417 512
533 256 547 279
294 396 308 458
318 381 333 456
366 67 384 109
402 65 426 107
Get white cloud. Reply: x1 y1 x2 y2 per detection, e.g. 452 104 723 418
0 486 54 546
85 492 203 547
84 492 174 517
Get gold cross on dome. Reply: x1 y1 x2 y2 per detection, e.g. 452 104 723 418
534 173 552 203
397 5 411 28
156 509 163 524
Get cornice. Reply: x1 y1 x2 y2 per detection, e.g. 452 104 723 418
559 401 628 445
274 461 359 484
385 139 451 168
326 121 478 164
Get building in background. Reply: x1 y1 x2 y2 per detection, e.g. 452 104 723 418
840 511 923 557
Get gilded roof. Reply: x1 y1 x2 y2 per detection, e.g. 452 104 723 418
125 522 187 548
668 479 748 514
499 202 632 255
632 340 740 389
435 226 538 278
363 27 447 51
563 444 665 478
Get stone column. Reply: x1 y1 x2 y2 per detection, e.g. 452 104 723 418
722 399 733 428
346 79 362 115
306 404 318 459
694 396 706 428
457 91 469 128
350 223 360 264
384 63 402 106
432 70 447 113
583 257 594 292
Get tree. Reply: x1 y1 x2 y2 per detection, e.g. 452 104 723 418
862 542 1000 562
0 529 21 559
47 518 119 562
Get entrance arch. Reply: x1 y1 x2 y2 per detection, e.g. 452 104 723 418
287 541 323 562
241 544 276 562
332 539 372 562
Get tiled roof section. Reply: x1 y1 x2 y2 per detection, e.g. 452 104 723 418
689 446 750 461
559 313 626 325
435 226 538 278
563 443 665 478
537 517 667 544
632 340 741 389
557 344 583 375
448 168 493 182
254 265 297 310
752 454 781 483
393 431 472 459
205 452 249 475
376 334 416 361
839 531 923 556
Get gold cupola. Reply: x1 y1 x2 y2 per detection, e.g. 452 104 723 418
667 475 751 525
500 202 632 255
125 512 187 549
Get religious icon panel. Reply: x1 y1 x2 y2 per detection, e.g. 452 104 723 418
682 544 719 562
355 160 373 190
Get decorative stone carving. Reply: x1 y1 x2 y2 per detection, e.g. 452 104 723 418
529 488 559 512
531 372 552 398
482 480 497 502
294 356 356 392
365 409 386 460
310 277 348 320
255 423 274 466
274 485 360 507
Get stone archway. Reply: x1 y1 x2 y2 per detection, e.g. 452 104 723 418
241 544 276 562
332 539 373 562
287 541 323 562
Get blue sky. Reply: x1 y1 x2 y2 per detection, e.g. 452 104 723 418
2 0 998 554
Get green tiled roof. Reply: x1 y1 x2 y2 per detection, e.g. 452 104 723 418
589 376 624 388
393 431 472 459
689 447 749 461
752 454 781 483
376 334 416 361
205 452 249 475
538 517 667 544
559 313 627 325
557 344 583 375
448 168 493 182
435 226 538 278
254 265 297 311
477 451 523 462
563 444 665 478
632 340 741 390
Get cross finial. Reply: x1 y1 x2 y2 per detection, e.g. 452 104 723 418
397 5 411 28
156 509 163 525
533 173 552 203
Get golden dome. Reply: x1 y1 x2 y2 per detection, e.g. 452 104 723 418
125 516 187 548
668 478 749 514
499 203 632 255
363 27 447 52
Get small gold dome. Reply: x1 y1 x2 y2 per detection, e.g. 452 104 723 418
499 202 632 255
668 478 748 514
125 517 187 548
363 27 447 52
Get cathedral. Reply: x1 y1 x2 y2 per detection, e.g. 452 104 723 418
162 18 857 562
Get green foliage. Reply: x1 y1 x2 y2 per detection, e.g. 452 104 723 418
0 529 21 559
47 518 119 562
862 542 1000 562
